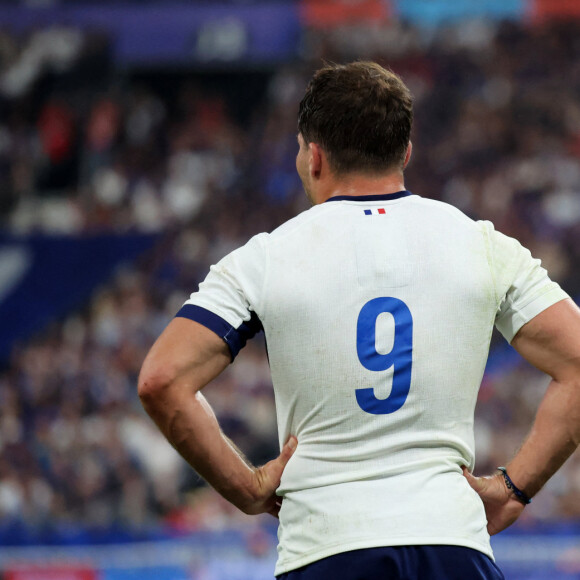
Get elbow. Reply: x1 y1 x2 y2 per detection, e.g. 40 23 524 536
137 361 176 409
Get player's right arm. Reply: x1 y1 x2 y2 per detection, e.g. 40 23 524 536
138 317 296 518
138 234 297 518
465 297 580 534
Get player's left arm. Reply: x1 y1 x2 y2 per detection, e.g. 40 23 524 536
464 298 580 534
138 316 296 517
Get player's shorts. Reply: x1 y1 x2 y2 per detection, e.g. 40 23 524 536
276 545 505 580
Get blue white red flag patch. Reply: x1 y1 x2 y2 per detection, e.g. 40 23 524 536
364 208 386 215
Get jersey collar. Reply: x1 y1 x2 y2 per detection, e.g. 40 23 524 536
325 190 412 203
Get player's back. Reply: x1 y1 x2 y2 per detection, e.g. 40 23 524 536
262 192 497 574
182 189 564 574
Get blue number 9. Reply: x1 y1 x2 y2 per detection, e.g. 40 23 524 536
356 297 413 414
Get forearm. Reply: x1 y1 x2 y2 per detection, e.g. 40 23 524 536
505 377 580 498
141 386 259 513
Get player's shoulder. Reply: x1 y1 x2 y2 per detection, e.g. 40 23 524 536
216 206 328 266
411 197 520 244
409 195 480 226
415 198 531 275
262 203 332 243
223 207 326 263
410 196 501 243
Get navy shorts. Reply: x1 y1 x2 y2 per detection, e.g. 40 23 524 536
277 545 505 580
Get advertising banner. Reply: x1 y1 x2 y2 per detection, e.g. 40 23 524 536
392 0 524 25
5 567 97 580
299 0 391 29
0 4 301 66
529 0 580 22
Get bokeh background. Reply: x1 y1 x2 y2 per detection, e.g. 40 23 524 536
0 0 580 578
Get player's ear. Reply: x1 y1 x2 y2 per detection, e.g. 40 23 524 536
403 142 413 169
308 142 324 179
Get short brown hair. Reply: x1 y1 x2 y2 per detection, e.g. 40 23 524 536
298 61 413 175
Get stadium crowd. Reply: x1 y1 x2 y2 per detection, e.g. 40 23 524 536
1 18 580 539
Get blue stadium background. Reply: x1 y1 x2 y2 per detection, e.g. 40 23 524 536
1 0 580 578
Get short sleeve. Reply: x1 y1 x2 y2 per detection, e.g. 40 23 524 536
485 223 569 343
176 233 268 360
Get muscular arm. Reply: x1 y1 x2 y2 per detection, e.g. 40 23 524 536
138 317 296 517
465 298 580 534
505 298 580 495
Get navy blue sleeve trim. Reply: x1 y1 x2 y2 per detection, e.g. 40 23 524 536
175 304 263 361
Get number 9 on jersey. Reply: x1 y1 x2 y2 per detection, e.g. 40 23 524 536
356 297 413 415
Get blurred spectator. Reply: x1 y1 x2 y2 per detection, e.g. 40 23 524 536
36 97 78 192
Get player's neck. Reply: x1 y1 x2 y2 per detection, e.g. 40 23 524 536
317 172 406 203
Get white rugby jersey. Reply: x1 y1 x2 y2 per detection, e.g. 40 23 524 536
177 191 568 575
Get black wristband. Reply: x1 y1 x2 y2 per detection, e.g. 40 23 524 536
497 467 531 505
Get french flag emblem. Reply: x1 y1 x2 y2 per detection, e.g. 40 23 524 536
364 208 386 215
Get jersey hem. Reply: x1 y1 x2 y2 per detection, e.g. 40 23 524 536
274 536 494 576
